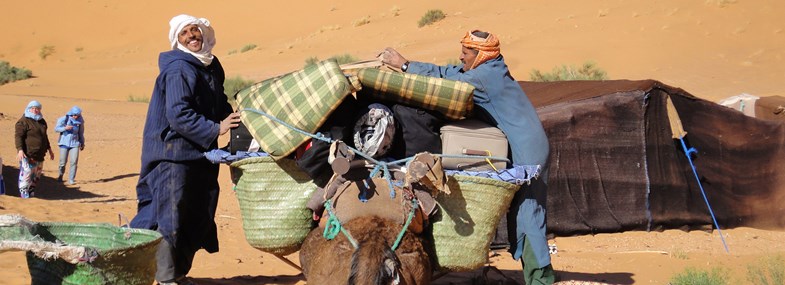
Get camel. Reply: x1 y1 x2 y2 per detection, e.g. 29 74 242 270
299 215 432 285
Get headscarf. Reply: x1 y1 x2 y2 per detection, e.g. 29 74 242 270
67 106 82 116
23 100 42 121
460 30 501 71
168 14 216 66
66 106 84 127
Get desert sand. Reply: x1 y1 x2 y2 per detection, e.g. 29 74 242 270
1 1 785 284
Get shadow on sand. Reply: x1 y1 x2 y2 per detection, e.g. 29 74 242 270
433 267 634 284
1 164 137 201
191 274 304 285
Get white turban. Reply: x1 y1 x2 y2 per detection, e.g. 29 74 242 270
168 14 216 66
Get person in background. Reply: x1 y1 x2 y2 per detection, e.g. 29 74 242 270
381 30 555 284
129 14 240 285
15 100 55 199
55 106 85 185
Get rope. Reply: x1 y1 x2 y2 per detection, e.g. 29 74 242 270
678 137 730 253
240 108 509 198
322 200 359 249
391 199 419 250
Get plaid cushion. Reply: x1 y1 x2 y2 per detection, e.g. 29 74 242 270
236 60 353 158
357 68 475 120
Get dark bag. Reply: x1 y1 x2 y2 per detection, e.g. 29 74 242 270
294 97 359 185
390 104 444 159
229 121 254 155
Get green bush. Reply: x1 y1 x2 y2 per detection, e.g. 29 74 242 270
670 267 730 285
747 255 784 285
39 45 55 60
353 16 371 27
418 9 446 27
224 76 255 106
240 44 257 53
445 58 461 66
303 53 358 68
127 95 150 103
529 61 608 82
0 61 33 85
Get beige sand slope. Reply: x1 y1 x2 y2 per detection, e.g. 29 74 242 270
1 1 785 284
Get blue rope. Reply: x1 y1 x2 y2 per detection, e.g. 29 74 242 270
241 107 510 200
679 137 730 253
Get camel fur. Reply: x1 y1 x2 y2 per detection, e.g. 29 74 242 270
300 215 432 285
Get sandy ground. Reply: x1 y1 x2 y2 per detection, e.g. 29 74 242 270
1 1 785 284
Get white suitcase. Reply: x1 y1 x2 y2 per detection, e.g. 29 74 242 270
440 119 508 171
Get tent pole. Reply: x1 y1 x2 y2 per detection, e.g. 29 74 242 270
678 137 730 253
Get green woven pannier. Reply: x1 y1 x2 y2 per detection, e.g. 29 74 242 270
357 68 475 120
431 175 520 271
231 156 318 255
235 59 353 159
0 215 162 285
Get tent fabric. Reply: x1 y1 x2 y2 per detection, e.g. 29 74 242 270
517 80 785 237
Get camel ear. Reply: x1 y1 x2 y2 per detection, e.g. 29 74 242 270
383 258 401 285
384 258 396 274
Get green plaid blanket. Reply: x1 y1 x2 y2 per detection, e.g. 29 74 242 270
236 60 353 158
357 68 475 120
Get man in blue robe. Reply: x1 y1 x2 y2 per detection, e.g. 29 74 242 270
130 14 240 285
382 30 554 284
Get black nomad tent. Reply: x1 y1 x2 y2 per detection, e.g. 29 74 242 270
520 80 785 237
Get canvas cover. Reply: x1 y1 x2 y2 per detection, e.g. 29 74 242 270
755 95 785 121
357 68 475 120
519 80 785 237
235 60 353 158
717 93 759 117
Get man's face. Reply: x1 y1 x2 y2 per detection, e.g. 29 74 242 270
178 24 203 52
460 46 478 72
29 107 41 115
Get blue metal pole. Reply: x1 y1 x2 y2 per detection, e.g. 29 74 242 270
678 137 730 253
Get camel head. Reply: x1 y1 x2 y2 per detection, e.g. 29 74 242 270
348 239 402 285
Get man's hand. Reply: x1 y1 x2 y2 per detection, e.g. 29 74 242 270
380 47 408 70
219 112 242 135
17 150 25 163
65 125 74 131
80 144 85 151
48 149 54 160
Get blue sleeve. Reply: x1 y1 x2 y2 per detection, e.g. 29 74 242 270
163 63 221 149
407 62 489 103
54 116 67 133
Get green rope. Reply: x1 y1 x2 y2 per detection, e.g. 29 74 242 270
322 200 359 249
391 199 419 251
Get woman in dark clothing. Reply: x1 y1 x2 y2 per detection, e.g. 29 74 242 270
129 14 240 285
15 100 54 198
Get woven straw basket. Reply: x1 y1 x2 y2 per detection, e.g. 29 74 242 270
24 222 162 285
231 156 318 255
431 175 520 271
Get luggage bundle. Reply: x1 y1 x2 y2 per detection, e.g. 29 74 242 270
231 59 520 271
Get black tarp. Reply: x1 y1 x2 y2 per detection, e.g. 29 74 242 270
519 80 785 237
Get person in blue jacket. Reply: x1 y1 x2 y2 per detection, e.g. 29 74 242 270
381 30 554 284
54 106 85 185
129 14 240 285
